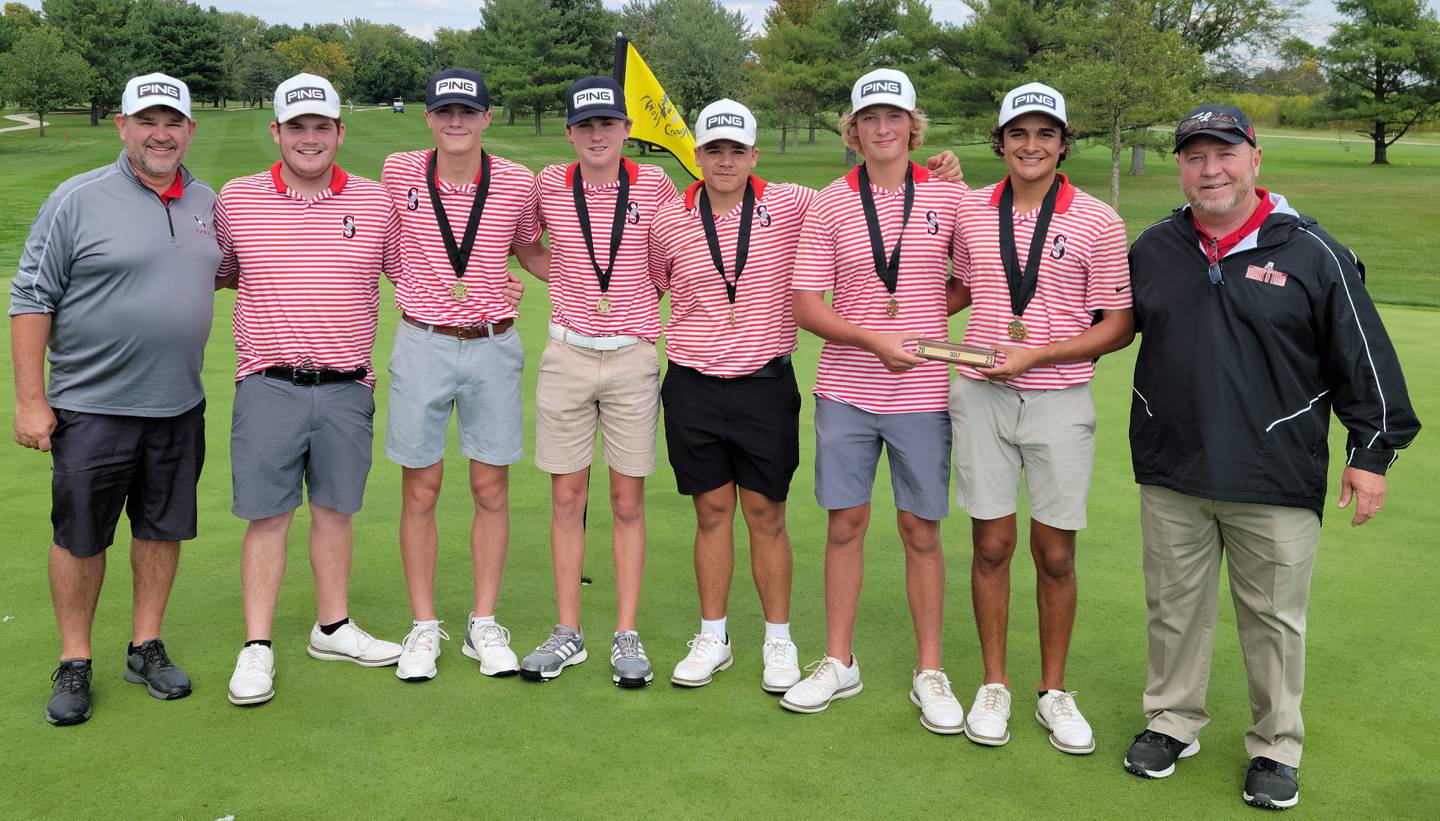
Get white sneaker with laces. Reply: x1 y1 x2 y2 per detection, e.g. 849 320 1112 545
1036 689 1095 754
396 622 450 681
671 632 732 687
461 614 520 676
965 682 1012 746
779 655 862 713
761 638 801 693
228 644 275 706
307 621 403 667
909 669 965 735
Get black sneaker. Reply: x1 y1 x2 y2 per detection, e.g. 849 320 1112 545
46 659 93 726
1124 729 1200 778
1243 756 1299 810
123 639 192 700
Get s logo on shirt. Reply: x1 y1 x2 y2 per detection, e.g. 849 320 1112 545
925 210 939 235
1050 234 1067 259
406 187 420 211
342 216 357 238
757 204 772 227
627 202 641 224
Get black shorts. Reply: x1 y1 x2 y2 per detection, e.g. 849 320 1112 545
660 360 800 502
50 402 206 558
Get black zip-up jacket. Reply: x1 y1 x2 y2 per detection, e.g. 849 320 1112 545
1127 192 1420 515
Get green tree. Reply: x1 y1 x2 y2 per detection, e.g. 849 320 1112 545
346 19 427 103
620 0 752 123
480 0 588 136
273 34 355 96
42 0 132 125
125 0 226 106
1038 0 1202 207
0 27 93 136
217 11 268 107
236 47 288 108
0 2 42 53
1320 0 1440 164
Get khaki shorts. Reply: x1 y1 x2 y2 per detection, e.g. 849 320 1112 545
535 337 660 477
949 376 1095 530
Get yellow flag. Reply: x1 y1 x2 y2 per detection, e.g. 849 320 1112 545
615 35 701 179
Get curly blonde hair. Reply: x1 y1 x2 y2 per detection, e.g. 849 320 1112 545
840 106 928 154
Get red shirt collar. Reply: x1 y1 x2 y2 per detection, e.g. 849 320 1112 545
269 161 349 197
844 161 931 193
986 172 1076 215
428 150 484 189
565 157 640 188
683 175 769 211
157 171 185 205
1193 188 1273 260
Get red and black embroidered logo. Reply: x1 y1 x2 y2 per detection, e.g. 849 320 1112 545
406 187 419 211
341 215 356 238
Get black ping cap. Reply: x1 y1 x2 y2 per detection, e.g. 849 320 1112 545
565 76 627 126
1174 104 1256 153
427 68 489 112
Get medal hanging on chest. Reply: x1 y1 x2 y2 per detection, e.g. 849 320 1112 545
425 149 490 302
572 163 631 315
699 178 755 330
998 175 1060 341
858 163 915 318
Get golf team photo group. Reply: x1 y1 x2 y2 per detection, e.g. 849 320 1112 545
4 9 1429 815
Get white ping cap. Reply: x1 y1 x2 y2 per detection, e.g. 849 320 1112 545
695 99 757 147
850 68 916 113
274 74 341 123
122 73 191 118
998 82 1067 127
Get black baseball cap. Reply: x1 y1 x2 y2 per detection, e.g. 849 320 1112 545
1173 104 1257 152
565 77 627 126
427 68 489 112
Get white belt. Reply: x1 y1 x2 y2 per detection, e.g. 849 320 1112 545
549 322 640 352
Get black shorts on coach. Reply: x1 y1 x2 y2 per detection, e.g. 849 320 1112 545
661 359 801 502
49 402 206 558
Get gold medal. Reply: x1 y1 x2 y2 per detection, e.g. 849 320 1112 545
1007 319 1028 341
886 297 900 318
728 307 737 327
450 281 468 302
596 296 613 315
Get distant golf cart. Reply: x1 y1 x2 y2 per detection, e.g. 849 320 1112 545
392 98 405 113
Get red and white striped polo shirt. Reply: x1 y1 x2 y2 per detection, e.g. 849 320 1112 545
215 163 402 388
792 162 968 414
382 149 539 326
538 158 679 341
649 177 815 377
951 173 1130 390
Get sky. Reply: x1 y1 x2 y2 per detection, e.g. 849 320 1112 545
13 0 1437 46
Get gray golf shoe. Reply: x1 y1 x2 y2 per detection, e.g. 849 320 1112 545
611 631 653 688
520 625 587 681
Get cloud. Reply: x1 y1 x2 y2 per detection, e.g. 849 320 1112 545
404 22 439 41
370 0 449 10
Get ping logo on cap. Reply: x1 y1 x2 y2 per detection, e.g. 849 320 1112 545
574 88 615 107
284 87 328 105
138 82 181 100
705 113 745 130
436 78 478 97
1012 91 1056 110
860 80 902 97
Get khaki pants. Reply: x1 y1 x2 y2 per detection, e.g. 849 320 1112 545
1139 484 1320 768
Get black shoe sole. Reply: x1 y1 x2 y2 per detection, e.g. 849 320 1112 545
45 707 92 726
613 675 653 688
520 669 549 682
1243 791 1298 810
123 669 191 700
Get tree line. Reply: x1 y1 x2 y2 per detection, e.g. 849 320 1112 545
0 0 1437 184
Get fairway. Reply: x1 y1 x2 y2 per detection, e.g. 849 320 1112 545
1 107 1436 820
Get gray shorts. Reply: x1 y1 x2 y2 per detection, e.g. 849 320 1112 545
949 376 1095 530
813 397 951 522
385 320 525 468
231 374 374 520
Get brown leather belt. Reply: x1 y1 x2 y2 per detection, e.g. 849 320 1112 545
403 314 514 340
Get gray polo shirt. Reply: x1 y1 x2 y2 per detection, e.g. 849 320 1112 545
8 151 222 417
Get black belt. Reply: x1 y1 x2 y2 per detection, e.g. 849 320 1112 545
261 366 367 386
747 354 792 379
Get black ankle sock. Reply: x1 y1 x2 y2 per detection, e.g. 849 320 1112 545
319 618 350 635
244 639 272 648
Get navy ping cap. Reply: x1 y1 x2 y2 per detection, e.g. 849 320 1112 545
565 77 627 126
427 68 489 112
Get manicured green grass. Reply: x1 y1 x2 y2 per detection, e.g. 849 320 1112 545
0 108 1436 819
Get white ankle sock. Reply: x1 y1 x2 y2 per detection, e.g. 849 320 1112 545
413 619 440 628
471 614 496 625
700 617 727 640
764 621 791 641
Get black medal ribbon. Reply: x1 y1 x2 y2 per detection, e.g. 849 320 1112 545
998 175 1061 319
857 162 915 297
572 162 631 295
425 149 490 282
698 178 756 307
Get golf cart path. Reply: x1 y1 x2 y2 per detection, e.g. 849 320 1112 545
0 114 45 133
